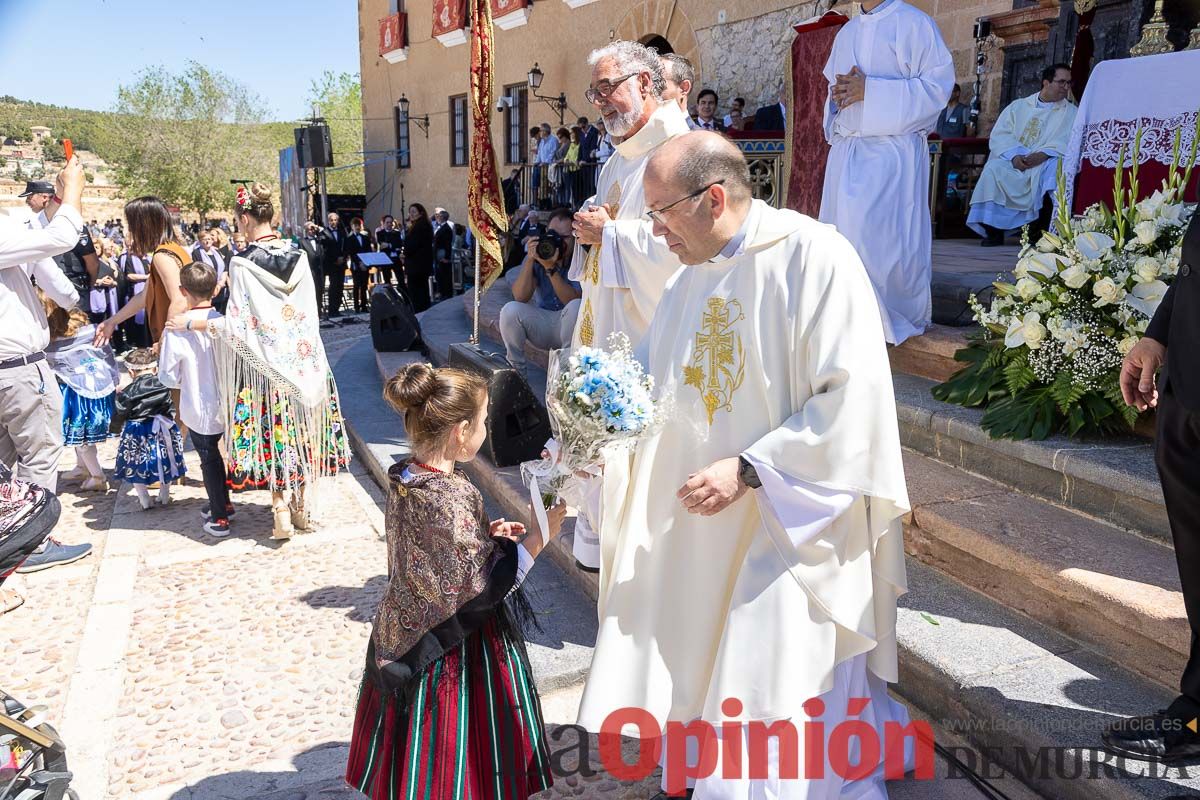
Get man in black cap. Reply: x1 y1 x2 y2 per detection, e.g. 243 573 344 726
16 180 55 225
17 180 97 303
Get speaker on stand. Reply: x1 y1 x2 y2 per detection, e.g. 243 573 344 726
448 343 551 468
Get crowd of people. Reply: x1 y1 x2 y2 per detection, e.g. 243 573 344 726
1 169 351 617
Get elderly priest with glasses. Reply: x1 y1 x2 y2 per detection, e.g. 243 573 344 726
566 39 692 571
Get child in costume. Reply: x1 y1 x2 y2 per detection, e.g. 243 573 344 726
111 348 186 509
345 362 567 800
43 297 120 492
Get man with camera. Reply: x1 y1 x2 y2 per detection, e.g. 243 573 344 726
498 208 582 377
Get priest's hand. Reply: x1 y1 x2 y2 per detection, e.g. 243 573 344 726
573 204 613 246
1119 337 1166 411
1011 155 1030 171
678 457 747 516
832 66 866 111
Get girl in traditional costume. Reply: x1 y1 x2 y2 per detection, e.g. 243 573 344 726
43 299 120 492
173 182 350 540
345 362 566 800
111 348 186 509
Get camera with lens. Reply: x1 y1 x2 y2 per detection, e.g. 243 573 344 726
535 229 566 264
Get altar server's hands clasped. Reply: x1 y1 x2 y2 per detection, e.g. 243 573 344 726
678 457 748 516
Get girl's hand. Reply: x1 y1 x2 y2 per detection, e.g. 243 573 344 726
490 518 526 541
93 319 115 347
536 500 568 542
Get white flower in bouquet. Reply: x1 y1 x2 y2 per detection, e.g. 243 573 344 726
1005 312 1047 350
1134 220 1159 246
1073 232 1116 261
1118 335 1140 356
1126 279 1169 319
1016 277 1041 300
1135 190 1167 222
1017 252 1062 278
1092 277 1125 308
1163 245 1182 276
1158 202 1185 228
1060 262 1091 289
1035 231 1063 253
1133 255 1161 283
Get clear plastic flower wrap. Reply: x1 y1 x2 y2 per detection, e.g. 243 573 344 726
520 333 668 543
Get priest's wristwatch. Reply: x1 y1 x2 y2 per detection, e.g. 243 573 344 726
737 455 762 490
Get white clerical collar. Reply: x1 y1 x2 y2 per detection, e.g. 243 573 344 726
708 202 761 263
861 0 901 16
615 101 692 159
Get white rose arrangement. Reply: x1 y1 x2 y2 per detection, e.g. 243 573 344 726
935 120 1198 440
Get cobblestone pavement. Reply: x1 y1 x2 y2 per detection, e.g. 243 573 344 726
0 324 667 800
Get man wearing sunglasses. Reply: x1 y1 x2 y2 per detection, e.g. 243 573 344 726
577 131 911 798
564 40 692 571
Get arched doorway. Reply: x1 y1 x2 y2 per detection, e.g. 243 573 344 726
641 34 673 54
614 0 701 81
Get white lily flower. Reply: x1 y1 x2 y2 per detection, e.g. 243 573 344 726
1074 232 1116 261
1019 252 1062 278
1125 279 1169 318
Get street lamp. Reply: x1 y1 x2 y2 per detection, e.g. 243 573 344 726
397 94 430 137
526 63 568 125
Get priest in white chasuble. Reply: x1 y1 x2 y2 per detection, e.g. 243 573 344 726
819 0 954 345
968 63 1078 246
566 40 691 571
578 131 914 797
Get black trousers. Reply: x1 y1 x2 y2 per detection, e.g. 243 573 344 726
310 266 324 315
407 268 432 312
1157 387 1200 703
190 431 230 520
351 269 370 312
325 264 346 315
435 259 453 300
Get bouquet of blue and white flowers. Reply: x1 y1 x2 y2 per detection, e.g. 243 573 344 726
521 333 665 542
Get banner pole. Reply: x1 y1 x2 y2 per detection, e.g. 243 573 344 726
471 241 481 346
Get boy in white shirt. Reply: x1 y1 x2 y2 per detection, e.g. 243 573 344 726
158 262 232 537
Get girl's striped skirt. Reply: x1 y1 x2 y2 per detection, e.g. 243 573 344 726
346 617 554 800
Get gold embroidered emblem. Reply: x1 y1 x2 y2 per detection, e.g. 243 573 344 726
579 299 595 346
684 297 745 425
1019 116 1043 149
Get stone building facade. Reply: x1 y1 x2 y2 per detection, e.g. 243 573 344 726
356 0 1135 224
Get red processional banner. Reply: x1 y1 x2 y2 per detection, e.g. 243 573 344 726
468 0 506 295
433 0 467 38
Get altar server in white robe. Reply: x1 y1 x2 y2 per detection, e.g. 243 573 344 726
967 63 1077 246
578 131 914 798
819 0 954 345
565 40 691 570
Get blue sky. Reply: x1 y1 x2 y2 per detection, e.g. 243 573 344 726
0 0 361 121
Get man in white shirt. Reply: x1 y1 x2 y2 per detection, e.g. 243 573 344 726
0 157 93 583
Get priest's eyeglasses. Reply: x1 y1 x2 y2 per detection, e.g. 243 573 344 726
645 180 725 225
585 73 638 104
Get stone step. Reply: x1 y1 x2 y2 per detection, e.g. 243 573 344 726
895 373 1167 541
899 558 1200 800
889 324 973 384
904 449 1186 691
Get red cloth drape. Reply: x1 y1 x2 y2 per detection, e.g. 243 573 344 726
1073 161 1200 213
490 0 527 17
785 13 847 216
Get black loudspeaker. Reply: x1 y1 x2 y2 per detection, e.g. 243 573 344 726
294 124 334 169
448 343 551 468
370 283 423 352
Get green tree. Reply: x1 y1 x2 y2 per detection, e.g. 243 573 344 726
42 139 65 162
105 62 278 222
306 72 364 195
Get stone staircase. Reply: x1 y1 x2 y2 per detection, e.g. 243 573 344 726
370 280 1199 799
